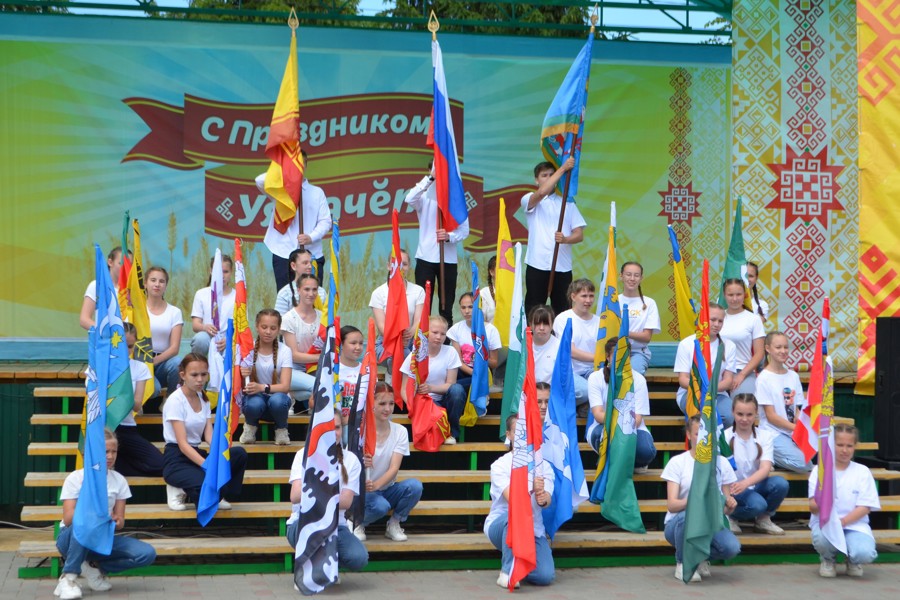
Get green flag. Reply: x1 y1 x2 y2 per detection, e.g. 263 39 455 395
499 243 526 441
717 197 752 309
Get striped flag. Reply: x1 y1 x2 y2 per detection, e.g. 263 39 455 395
264 30 305 234
816 354 846 553
493 198 515 345
499 243 526 441
668 224 698 339
117 211 132 319
540 31 594 202
794 298 830 461
427 39 468 233
461 261 489 425
594 224 620 368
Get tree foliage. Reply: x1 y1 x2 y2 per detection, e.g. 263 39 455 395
174 0 361 24
0 0 68 12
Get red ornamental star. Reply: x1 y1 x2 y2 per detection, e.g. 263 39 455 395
657 180 702 226
767 145 844 228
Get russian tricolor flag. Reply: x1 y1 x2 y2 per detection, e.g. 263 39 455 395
427 40 468 233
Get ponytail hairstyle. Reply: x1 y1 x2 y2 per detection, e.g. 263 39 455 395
602 336 630 383
458 291 474 304
528 305 556 336
686 414 702 446
295 273 320 308
107 246 123 262
487 256 497 302
535 381 551 393
178 353 210 400
145 265 170 289
250 309 282 384
104 427 118 445
763 331 788 361
122 321 137 338
205 254 234 287
730 393 762 461
333 409 349 484
746 261 765 319
723 278 752 312
288 248 314 308
833 423 859 444
620 261 647 310
567 278 596 308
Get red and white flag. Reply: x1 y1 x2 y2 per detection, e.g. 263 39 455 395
793 298 830 462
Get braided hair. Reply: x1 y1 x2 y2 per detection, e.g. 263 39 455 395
249 309 282 384
287 248 314 308
333 410 349 484
487 256 496 304
601 336 631 383
620 261 647 310
729 393 763 460
746 261 766 319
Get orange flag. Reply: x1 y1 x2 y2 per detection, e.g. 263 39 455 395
231 239 253 435
382 209 410 408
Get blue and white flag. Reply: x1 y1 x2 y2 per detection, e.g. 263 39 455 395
542 318 588 539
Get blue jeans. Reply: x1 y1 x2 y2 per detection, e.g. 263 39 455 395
242 392 291 428
435 383 466 438
190 331 212 356
286 522 368 571
588 427 657 468
154 354 181 396
731 476 789 521
290 370 316 403
363 479 423 525
677 391 733 428
730 371 757 398
812 525 878 565
630 347 651 375
664 511 741 563
56 526 156 575
573 373 589 406
486 514 554 585
772 433 813 473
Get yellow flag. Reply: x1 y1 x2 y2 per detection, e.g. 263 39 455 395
668 225 698 339
493 198 515 346
126 220 155 404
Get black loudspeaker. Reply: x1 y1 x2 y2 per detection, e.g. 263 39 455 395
874 317 900 461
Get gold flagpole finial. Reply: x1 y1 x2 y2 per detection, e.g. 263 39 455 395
590 4 599 33
428 10 440 41
288 7 299 32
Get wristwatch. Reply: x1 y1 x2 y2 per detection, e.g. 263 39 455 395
265 384 271 394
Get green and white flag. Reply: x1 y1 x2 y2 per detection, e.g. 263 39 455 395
499 243 526 441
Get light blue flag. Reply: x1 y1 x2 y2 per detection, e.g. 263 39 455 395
74 245 123 555
542 318 588 539
197 319 235 526
469 261 489 417
540 32 594 202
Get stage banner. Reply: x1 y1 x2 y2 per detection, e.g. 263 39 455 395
731 0 857 373
0 14 729 344
856 3 900 395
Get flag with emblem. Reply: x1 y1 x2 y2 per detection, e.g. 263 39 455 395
594 224 620 368
499 243 526 441
460 260 489 426
232 238 253 429
494 197 515 345
124 219 154 404
668 224 698 339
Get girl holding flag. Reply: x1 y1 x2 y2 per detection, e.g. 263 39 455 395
447 292 502 389
618 262 661 375
552 278 598 411
189 255 235 357
281 273 326 411
273 248 327 315
810 423 880 578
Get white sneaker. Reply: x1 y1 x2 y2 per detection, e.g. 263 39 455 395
674 563 701 582
697 560 711 578
846 562 864 577
754 516 785 535
54 573 82 599
239 424 257 444
819 559 837 578
633 465 650 474
385 519 408 542
495 572 519 589
80 561 111 591
218 499 232 510
352 524 366 541
166 484 187 511
727 516 742 534
443 436 457 446
274 428 290 445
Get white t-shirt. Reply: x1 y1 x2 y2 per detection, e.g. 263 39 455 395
618 295 661 352
257 174 333 260
585 369 651 443
719 310 765 370
368 281 426 327
808 461 881 536
288 447 360 527
190 286 236 329
660 451 737 523
484 452 555 538
274 282 327 316
479 286 496 324
756 369 805 437
121 359 152 427
404 175 468 264
552 310 599 376
399 345 462 402
148 303 184 353
239 342 293 386
724 427 775 488
447 320 502 368
673 334 737 408
372 421 410 487
59 469 132 529
521 192 587 272
281 308 324 371
338 362 362 416
162 388 210 446
751 297 769 321
532 336 560 384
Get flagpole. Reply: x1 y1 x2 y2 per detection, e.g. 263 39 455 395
428 11 447 315
547 8 597 298
287 8 306 253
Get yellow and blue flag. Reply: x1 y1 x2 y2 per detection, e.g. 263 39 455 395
594 225 620 368
668 224 698 339
540 32 594 202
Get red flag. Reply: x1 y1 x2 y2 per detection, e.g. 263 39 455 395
406 281 450 452
794 298 829 461
507 327 542 590
362 318 377 458
382 209 410 408
231 239 253 435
